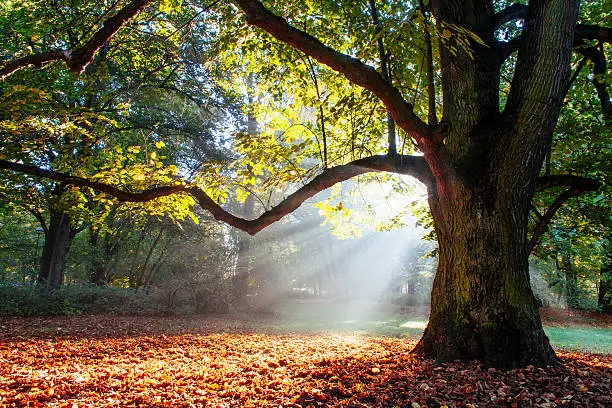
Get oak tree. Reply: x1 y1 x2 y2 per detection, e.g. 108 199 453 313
1 0 610 368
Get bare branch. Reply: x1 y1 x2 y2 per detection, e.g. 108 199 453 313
0 155 432 235
233 0 430 142
0 159 187 202
0 0 153 80
496 34 524 62
492 4 611 65
419 0 437 126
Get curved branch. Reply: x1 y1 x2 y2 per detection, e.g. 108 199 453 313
233 0 431 142
0 155 432 235
528 189 581 254
493 4 611 65
0 0 153 80
493 4 610 45
0 159 187 201
529 175 601 254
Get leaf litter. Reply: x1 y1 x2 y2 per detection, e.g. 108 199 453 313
0 315 609 407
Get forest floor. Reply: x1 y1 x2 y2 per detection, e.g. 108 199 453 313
0 305 610 407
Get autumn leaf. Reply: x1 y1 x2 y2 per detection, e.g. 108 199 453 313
0 315 610 407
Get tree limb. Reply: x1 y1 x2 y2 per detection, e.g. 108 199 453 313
528 175 601 254
574 42 611 123
493 3 527 30
528 189 582 255
575 25 611 43
233 0 431 142
536 174 601 192
0 0 153 80
493 3 610 64
493 3 611 45
0 160 187 201
0 155 432 235
419 0 437 126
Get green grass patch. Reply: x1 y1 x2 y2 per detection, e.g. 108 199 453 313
263 300 612 354
544 327 612 354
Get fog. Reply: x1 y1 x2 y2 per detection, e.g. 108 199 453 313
229 176 436 332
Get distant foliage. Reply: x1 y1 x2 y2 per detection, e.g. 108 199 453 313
0 284 230 316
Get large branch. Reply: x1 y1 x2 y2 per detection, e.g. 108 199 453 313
233 0 432 142
0 0 153 80
528 174 601 254
536 174 601 192
0 155 431 235
576 25 611 43
0 159 186 201
493 4 610 44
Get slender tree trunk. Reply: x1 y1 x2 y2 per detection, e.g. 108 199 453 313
233 194 255 308
38 210 76 291
599 268 612 313
561 250 579 308
598 238 611 313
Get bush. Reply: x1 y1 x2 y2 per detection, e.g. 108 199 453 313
0 284 161 316
0 283 231 316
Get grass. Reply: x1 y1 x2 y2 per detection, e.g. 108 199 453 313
255 299 612 354
544 327 612 354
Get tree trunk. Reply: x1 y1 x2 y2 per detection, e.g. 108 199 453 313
599 269 612 313
598 239 611 313
561 250 579 308
414 183 558 368
411 0 578 368
233 193 255 308
38 210 76 291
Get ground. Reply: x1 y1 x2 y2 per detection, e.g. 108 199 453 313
0 303 610 407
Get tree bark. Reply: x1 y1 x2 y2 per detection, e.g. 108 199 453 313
38 209 76 291
413 179 558 368
410 0 579 369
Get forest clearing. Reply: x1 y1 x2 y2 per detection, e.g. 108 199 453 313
1 0 611 403
1 305 610 407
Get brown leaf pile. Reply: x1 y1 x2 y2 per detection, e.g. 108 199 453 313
0 315 610 407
